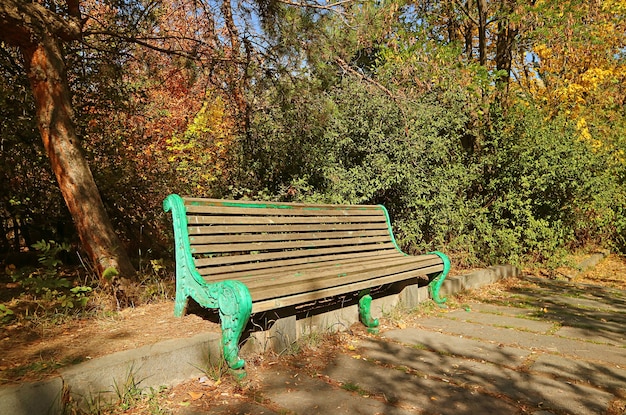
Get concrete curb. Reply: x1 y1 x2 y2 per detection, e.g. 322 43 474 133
439 264 520 297
562 249 610 280
0 332 223 414
0 264 519 415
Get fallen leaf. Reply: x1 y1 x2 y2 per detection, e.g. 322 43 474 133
188 391 203 400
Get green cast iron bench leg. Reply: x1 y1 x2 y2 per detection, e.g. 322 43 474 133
174 274 252 370
359 293 379 334
429 251 451 306
358 251 450 332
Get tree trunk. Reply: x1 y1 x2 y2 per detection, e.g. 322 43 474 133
0 0 136 280
20 38 135 279
477 0 488 66
495 2 518 96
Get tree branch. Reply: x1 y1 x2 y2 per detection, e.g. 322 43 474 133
82 30 247 64
0 0 82 47
453 0 478 26
334 56 395 99
277 0 354 13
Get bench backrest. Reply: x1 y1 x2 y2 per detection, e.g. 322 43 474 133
171 196 403 281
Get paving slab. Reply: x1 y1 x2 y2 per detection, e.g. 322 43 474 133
555 325 626 346
465 303 542 317
322 353 521 414
359 337 528 380
382 328 530 368
508 277 626 311
539 294 626 313
442 308 556 333
259 365 415 415
530 354 626 394
413 316 626 366
180 401 278 415
357 337 616 415
543 308 626 331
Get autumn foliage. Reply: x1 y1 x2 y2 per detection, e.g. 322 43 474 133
1 0 625 277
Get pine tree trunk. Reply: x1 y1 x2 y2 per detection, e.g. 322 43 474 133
0 0 136 280
20 38 136 279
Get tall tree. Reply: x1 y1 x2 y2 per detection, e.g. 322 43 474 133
0 0 135 279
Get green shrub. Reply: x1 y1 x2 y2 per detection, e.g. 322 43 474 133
233 74 625 267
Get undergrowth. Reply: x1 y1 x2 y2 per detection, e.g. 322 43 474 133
1 240 174 328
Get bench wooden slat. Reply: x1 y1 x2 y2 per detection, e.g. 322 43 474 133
189 235 391 254
184 204 381 217
187 229 389 244
186 214 387 226
238 257 437 296
241 255 440 294
195 250 402 277
193 243 398 268
203 252 406 281
183 197 376 210
188 223 390 235
205 253 411 282
251 264 443 313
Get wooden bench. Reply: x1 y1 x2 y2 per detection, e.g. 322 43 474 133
163 194 450 370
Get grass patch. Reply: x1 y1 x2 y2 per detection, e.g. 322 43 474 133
341 382 371 397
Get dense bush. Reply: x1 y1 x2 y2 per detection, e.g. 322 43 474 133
234 75 626 267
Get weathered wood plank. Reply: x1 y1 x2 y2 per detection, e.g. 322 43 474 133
187 229 389 244
200 251 405 279
239 256 440 293
250 264 442 312
184 204 381 217
186 214 387 226
195 250 402 277
187 222 390 235
206 254 440 287
183 197 378 210
193 243 397 268
189 235 391 254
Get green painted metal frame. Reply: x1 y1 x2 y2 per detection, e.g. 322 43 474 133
428 251 451 305
163 194 252 370
379 205 450 305
358 292 379 333
163 194 450 368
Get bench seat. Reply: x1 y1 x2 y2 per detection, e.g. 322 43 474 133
164 194 450 370
222 251 444 313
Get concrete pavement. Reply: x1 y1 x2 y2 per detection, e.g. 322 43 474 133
181 277 626 415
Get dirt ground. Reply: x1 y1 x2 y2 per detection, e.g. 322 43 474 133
0 299 220 385
1 252 625 389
